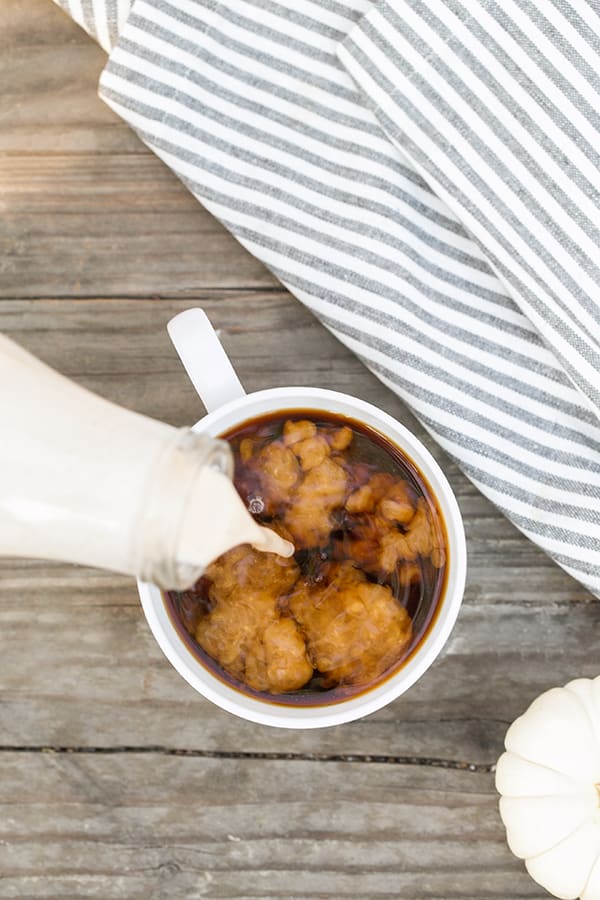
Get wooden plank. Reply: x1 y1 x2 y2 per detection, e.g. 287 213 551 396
0 156 277 296
0 297 594 763
0 1 277 295
0 0 142 154
0 36 131 156
0 753 544 898
0 591 597 762
0 295 414 418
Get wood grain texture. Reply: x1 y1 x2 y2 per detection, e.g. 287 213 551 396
0 156 277 296
1 1 595 896
0 753 544 900
0 1 275 296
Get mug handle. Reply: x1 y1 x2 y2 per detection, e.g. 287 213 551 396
167 308 246 413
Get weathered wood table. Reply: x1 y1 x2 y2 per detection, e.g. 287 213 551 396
1 3 598 897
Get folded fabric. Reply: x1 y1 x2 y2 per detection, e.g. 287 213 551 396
52 0 600 597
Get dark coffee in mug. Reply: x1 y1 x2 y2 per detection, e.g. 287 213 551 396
165 409 447 707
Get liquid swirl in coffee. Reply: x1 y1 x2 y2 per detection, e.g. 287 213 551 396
165 410 447 707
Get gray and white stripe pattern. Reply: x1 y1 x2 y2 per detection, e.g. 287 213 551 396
53 0 600 596
340 0 600 415
54 0 131 50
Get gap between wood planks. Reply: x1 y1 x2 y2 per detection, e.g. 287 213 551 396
0 746 494 772
0 289 284 302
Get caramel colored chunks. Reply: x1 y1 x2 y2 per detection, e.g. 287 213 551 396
242 420 351 544
208 542 299 599
252 618 312 693
379 481 415 525
346 472 395 514
347 473 413 523
344 473 443 574
197 544 414 693
284 456 348 548
284 419 353 455
255 442 301 509
379 498 436 571
186 416 445 697
283 419 317 445
329 426 353 451
292 435 330 471
289 563 412 686
196 544 312 693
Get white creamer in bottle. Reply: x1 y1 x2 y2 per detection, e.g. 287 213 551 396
0 334 292 589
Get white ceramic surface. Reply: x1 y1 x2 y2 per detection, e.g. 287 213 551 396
138 309 467 729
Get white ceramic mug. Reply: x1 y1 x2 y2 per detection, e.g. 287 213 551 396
137 309 467 729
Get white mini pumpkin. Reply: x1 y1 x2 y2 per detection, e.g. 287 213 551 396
496 676 600 899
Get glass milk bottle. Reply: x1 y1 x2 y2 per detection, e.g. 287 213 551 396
0 334 291 589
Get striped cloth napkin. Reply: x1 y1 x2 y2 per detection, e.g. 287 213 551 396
54 0 600 597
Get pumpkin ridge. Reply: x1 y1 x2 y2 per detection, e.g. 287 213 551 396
503 748 595 786
520 816 597 876
580 827 600 900
565 681 600 756
525 820 600 900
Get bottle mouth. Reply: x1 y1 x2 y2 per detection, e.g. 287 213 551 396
139 428 233 590
251 525 295 558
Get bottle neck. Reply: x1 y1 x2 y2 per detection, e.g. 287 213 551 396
138 428 232 589
140 428 294 590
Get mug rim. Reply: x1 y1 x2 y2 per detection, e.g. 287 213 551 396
137 386 467 728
